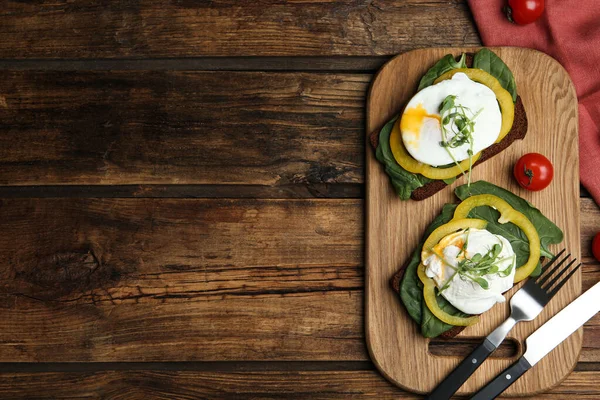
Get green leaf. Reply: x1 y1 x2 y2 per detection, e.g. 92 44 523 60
421 286 469 338
530 261 542 277
418 54 467 91
442 177 457 185
487 265 499 274
375 116 432 199
473 49 518 102
400 204 460 338
473 277 489 290
454 181 563 268
499 262 514 277
439 94 456 115
399 244 424 323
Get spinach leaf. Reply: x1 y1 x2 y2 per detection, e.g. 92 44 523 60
400 204 457 330
443 177 457 185
375 116 431 199
473 49 518 102
464 205 535 268
531 261 542 277
418 54 467 91
399 245 424 323
375 117 462 199
455 181 563 260
421 288 469 338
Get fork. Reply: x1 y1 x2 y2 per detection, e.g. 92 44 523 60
426 249 580 400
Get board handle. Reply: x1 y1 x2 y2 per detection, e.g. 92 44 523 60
426 339 496 400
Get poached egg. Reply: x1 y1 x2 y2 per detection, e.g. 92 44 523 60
400 73 502 167
423 228 516 315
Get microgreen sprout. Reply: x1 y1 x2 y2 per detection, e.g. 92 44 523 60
438 95 483 187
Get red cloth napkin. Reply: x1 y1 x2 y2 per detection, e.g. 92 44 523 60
468 0 600 205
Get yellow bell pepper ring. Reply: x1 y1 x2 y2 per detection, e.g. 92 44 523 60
421 218 488 262
434 68 515 143
389 119 482 180
417 263 479 326
452 194 541 283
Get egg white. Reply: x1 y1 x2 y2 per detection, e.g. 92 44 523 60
423 228 516 315
400 73 502 167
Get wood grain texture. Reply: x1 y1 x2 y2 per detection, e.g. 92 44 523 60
0 198 597 365
0 184 365 199
0 198 363 362
366 48 580 395
0 71 366 186
0 369 598 399
0 0 479 58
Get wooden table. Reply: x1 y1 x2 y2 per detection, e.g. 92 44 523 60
0 1 598 398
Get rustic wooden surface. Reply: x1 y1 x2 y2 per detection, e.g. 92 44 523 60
366 47 580 395
0 1 598 399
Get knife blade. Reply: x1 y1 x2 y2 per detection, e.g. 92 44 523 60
471 280 600 400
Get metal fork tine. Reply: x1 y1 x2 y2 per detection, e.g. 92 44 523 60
541 259 577 290
548 263 581 298
535 249 566 284
536 252 570 286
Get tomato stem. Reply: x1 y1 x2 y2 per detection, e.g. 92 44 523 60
524 164 534 186
503 5 515 24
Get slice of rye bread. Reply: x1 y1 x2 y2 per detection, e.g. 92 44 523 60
370 53 528 201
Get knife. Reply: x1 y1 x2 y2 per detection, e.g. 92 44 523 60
471 280 600 400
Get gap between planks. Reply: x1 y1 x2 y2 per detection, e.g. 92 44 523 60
0 184 364 199
0 57 389 72
0 184 590 199
0 361 596 373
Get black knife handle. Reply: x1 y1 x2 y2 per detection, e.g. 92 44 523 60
470 357 532 400
426 339 496 400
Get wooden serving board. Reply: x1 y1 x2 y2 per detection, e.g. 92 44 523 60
365 47 580 396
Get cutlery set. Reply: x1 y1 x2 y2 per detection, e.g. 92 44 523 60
426 250 598 399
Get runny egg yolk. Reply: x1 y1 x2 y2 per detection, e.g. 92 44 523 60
400 103 441 135
431 232 465 279
432 232 465 258
399 73 502 166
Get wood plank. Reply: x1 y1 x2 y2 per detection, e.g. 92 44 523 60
0 368 597 399
0 198 363 362
0 71 366 186
0 184 364 199
0 198 598 363
365 47 581 395
3 69 594 196
0 1 480 58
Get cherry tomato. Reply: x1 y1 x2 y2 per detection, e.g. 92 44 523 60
505 0 545 25
593 233 600 262
513 153 553 191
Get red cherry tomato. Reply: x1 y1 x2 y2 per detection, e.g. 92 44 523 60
593 233 600 262
513 153 553 191
505 0 545 25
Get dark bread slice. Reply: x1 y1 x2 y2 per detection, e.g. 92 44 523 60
370 53 528 201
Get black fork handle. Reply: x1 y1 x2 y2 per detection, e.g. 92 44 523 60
426 339 496 400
